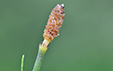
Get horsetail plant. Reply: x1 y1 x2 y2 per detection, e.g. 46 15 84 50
21 4 65 71
32 4 65 71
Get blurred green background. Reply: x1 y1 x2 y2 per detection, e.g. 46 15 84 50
0 0 113 71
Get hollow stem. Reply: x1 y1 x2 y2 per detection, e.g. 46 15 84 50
32 39 49 71
32 51 44 71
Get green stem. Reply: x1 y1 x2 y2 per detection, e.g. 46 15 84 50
21 55 25 71
32 39 49 71
32 51 44 71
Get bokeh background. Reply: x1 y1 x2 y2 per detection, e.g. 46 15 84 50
0 0 113 71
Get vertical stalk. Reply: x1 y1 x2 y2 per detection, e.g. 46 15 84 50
21 55 25 71
32 51 44 71
32 39 49 71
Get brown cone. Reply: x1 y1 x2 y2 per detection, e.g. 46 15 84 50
43 4 65 42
